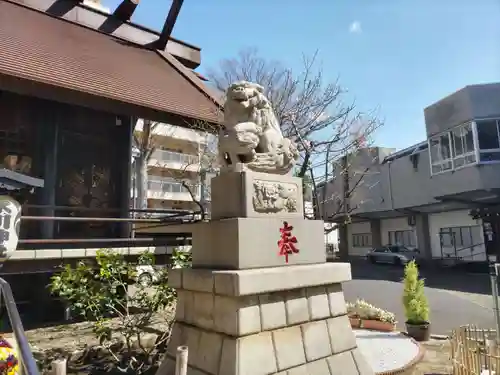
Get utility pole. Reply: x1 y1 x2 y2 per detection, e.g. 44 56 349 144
488 254 500 343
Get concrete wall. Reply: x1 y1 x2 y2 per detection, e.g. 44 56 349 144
319 147 395 218
384 146 500 207
430 163 500 197
348 147 394 214
320 145 443 217
424 83 500 137
386 148 437 209
424 86 473 137
322 144 500 219
347 221 372 257
468 83 500 121
380 217 414 246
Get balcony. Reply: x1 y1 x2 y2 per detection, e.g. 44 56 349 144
427 118 500 202
135 120 208 144
147 177 201 201
148 149 200 172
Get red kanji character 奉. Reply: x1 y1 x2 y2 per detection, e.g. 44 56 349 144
278 221 299 263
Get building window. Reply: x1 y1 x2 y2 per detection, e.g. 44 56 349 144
388 230 416 247
475 119 500 162
451 122 476 167
429 121 476 174
429 132 452 174
352 233 372 248
439 225 482 249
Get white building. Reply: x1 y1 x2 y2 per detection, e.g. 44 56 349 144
320 83 500 266
132 119 216 215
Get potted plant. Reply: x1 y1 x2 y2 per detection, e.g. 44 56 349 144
403 260 430 341
347 299 397 332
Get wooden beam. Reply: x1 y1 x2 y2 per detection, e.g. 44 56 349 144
155 0 184 50
46 0 83 18
18 0 201 68
112 0 139 22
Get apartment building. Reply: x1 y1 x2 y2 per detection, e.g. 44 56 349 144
320 83 500 266
133 119 216 216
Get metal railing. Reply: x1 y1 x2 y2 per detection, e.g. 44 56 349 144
16 205 199 250
455 243 486 261
0 277 39 375
437 243 486 263
150 150 199 166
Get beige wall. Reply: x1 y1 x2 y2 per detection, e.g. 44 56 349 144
347 221 372 257
380 217 415 246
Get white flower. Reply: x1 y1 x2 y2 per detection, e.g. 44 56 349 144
347 299 396 324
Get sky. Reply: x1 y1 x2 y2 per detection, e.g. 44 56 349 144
103 0 500 151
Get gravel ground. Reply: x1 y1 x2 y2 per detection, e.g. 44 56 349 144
9 295 454 375
416 340 452 375
23 309 174 353
21 319 453 375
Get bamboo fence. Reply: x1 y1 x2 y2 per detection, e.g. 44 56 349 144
451 325 500 375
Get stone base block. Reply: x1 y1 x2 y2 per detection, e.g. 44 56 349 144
174 283 348 336
168 263 352 297
158 264 373 375
210 170 304 220
159 316 373 375
192 218 325 269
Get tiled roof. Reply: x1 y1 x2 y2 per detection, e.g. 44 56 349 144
0 0 222 124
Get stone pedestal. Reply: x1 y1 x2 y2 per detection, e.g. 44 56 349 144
157 170 373 375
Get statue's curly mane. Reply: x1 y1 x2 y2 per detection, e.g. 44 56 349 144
250 98 283 137
225 83 284 139
220 80 298 174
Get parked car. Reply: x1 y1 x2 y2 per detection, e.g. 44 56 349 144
135 265 163 286
366 245 420 266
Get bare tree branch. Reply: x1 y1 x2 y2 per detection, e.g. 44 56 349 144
207 48 384 236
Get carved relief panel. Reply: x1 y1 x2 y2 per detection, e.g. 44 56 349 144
252 180 299 214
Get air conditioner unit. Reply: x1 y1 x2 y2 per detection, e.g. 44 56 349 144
407 215 416 227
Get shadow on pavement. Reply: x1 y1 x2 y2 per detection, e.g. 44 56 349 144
348 259 492 296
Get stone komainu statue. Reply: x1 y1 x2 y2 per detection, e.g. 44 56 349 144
218 81 300 175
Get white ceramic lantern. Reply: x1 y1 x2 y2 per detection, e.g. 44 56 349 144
0 196 22 263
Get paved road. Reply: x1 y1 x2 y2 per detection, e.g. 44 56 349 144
343 261 497 335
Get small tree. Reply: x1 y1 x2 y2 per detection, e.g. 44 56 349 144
402 261 429 324
49 249 176 374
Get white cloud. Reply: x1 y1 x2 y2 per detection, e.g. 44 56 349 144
349 21 362 34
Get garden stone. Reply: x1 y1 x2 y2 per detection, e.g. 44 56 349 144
157 81 373 375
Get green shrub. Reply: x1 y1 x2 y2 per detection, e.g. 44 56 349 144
171 248 192 269
402 260 429 324
49 249 177 374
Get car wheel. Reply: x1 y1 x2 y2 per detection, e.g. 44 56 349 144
138 273 153 287
368 255 377 264
393 257 402 266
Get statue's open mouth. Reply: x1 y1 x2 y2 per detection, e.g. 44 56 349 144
233 97 247 103
232 97 251 108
